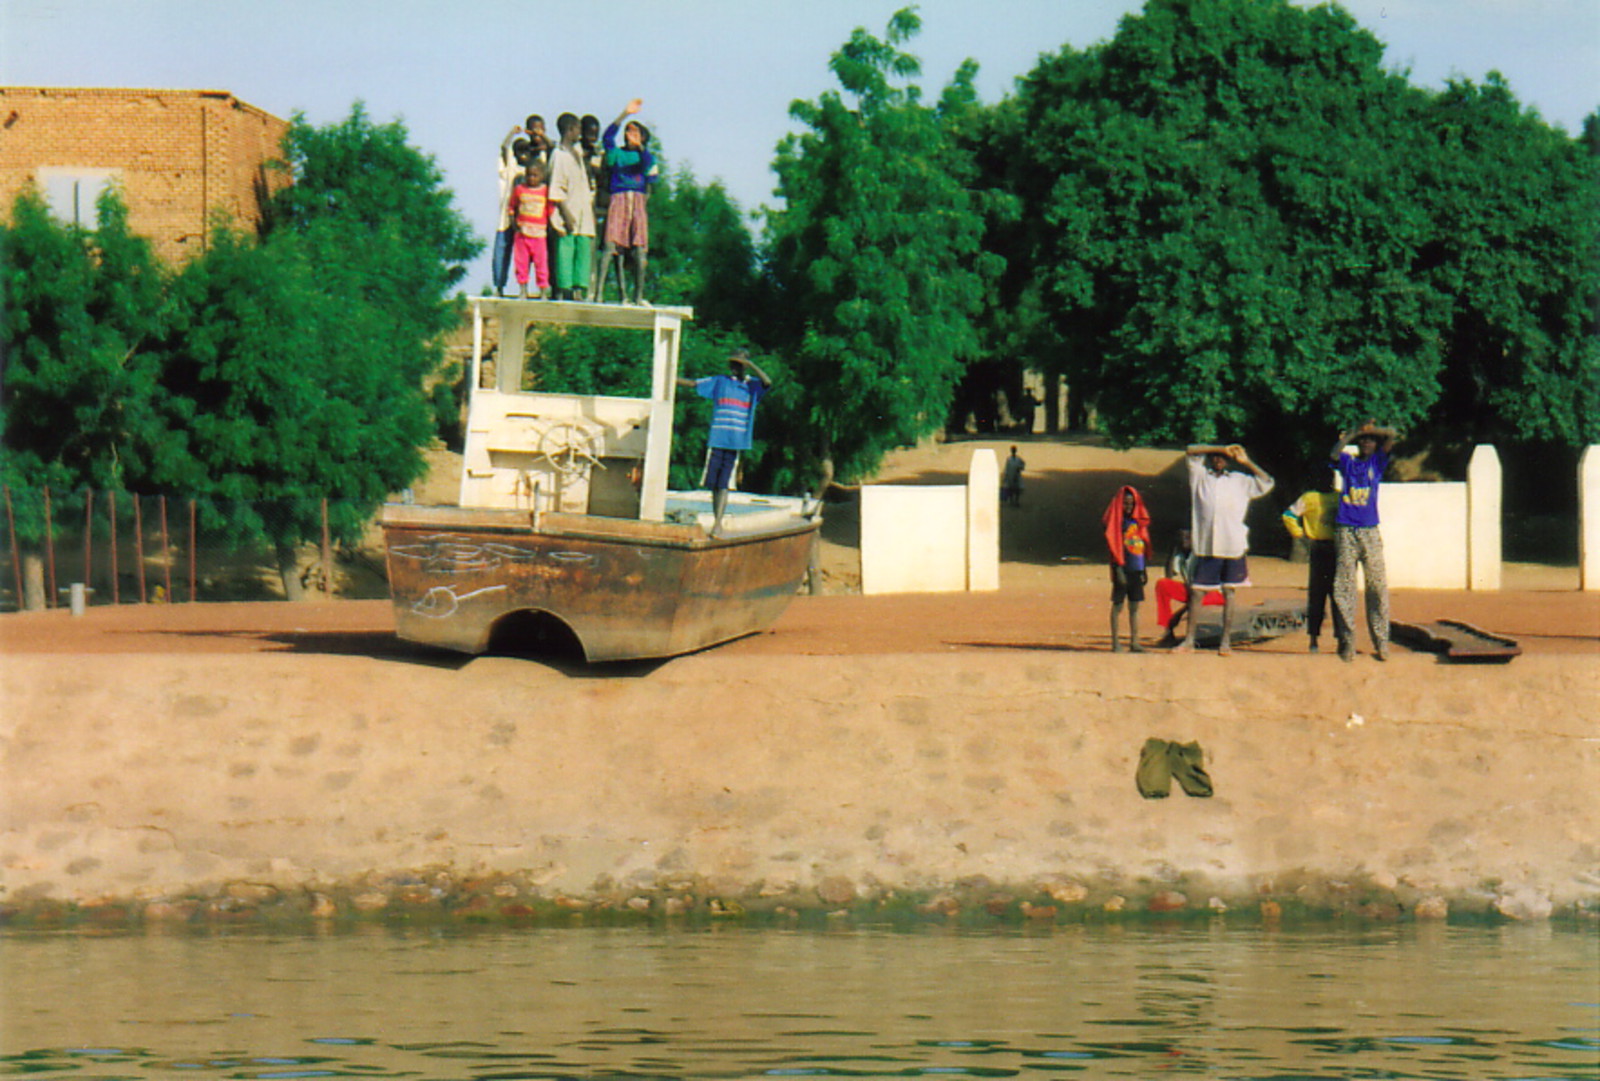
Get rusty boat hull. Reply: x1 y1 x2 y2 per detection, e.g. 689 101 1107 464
381 503 818 662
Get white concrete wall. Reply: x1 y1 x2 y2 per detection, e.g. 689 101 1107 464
860 485 968 594
1581 446 1600 592
1380 483 1469 589
967 450 1000 591
860 450 1002 595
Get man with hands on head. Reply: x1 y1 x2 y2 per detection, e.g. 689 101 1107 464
1176 442 1274 656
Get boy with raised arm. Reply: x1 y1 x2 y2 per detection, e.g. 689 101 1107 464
677 349 774 537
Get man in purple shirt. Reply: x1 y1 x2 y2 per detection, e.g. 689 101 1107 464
1330 420 1399 663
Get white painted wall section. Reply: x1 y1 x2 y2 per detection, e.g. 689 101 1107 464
860 485 968 595
1467 445 1502 591
1580 446 1600 592
967 450 1000 592
1380 483 1468 589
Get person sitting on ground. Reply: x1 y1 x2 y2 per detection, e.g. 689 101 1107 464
595 99 658 305
677 349 774 537
508 159 552 300
1154 528 1224 647
1175 443 1274 656
1104 486 1152 653
1281 468 1343 653
1330 420 1398 663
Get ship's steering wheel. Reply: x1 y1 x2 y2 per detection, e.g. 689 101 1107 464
537 421 605 479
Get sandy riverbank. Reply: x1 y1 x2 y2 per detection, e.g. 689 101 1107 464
1 589 1596 927
2 435 1596 927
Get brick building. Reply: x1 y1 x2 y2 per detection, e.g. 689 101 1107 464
0 86 290 265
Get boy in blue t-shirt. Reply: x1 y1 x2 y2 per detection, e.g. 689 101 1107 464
677 349 773 536
1330 420 1398 662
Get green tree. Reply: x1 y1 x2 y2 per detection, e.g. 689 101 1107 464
1017 0 1445 457
646 166 763 330
1417 78 1600 448
1 184 175 607
2 185 170 500
156 105 480 597
762 7 1000 493
1014 0 1596 462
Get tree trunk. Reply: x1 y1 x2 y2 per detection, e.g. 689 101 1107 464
276 543 307 602
810 454 835 503
22 552 46 611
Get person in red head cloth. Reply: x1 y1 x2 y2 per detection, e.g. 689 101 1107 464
1103 485 1152 653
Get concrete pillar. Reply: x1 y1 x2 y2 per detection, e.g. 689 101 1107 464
967 449 1000 592
1467 445 1502 591
1581 446 1600 591
1022 369 1047 434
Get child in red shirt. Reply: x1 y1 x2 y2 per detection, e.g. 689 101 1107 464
509 160 552 299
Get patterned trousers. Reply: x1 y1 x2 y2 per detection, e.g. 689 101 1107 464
1334 526 1389 650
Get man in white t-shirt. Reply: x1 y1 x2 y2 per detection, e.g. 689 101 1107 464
1175 443 1274 655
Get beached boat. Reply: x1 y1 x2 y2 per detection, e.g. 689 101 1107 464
380 299 819 662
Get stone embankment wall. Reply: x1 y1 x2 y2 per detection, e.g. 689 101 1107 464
3 650 1596 926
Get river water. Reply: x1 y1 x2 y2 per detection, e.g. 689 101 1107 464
3 923 1596 1079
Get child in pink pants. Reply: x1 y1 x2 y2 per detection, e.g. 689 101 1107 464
509 160 552 298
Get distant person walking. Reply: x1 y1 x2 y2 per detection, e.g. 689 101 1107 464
678 349 774 536
1330 421 1398 662
1176 443 1274 655
1001 446 1026 506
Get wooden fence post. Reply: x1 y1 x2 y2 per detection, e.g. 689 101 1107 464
188 499 198 603
159 496 173 601
108 490 120 605
133 495 148 603
83 489 93 601
43 486 57 608
3 485 21 610
321 497 333 598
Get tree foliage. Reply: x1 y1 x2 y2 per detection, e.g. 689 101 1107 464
1012 0 1597 457
1 185 170 508
2 104 481 592
762 7 1000 491
646 166 763 330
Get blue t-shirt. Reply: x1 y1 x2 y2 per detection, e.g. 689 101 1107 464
695 374 767 451
1332 448 1389 528
1121 520 1147 571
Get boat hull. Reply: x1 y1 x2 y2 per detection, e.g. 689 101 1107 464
381 505 818 662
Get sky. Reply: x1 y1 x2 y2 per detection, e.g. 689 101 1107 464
3 0 1595 290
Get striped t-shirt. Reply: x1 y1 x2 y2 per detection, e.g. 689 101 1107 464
695 374 767 451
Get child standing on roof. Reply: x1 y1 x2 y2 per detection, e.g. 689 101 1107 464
1104 486 1153 653
596 98 659 305
509 159 552 300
